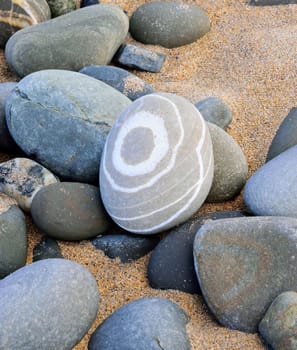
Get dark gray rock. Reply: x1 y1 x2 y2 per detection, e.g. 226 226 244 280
88 297 191 350
193 216 297 332
259 291 297 350
266 107 297 162
244 145 297 217
31 182 110 241
130 2 210 48
33 236 63 262
0 194 27 279
148 211 246 294
251 0 297 5
0 258 99 349
5 70 131 182
114 44 166 73
195 97 232 130
81 0 99 7
46 0 76 17
5 5 129 77
92 231 160 263
80 65 153 101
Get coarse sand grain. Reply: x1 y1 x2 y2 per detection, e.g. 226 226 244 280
2 0 297 348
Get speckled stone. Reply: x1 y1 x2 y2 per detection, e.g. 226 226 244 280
89 297 191 350
46 0 76 17
0 258 99 349
0 0 51 48
100 92 214 234
0 193 27 279
206 122 248 202
259 291 297 349
0 158 59 212
5 5 128 77
33 236 63 262
5 70 131 182
80 65 153 101
31 182 110 241
193 216 297 332
130 2 210 48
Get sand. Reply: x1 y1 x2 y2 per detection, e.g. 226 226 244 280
1 0 297 348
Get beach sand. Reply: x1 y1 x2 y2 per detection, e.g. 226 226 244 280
1 0 297 348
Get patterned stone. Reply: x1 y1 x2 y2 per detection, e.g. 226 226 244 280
46 0 76 17
193 216 297 332
5 5 128 77
0 0 51 48
0 158 59 212
100 92 214 234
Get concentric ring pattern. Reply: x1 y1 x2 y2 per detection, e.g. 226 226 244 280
100 92 214 234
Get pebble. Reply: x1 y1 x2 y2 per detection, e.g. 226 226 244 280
100 92 214 234
206 122 248 202
81 0 100 7
33 236 63 262
113 44 166 73
0 258 99 349
266 107 297 162
46 0 76 17
0 158 59 212
88 297 191 350
92 232 160 263
259 291 297 350
5 5 129 77
31 182 110 241
250 0 297 5
0 82 20 152
5 70 131 182
193 216 297 332
0 0 51 48
148 211 246 294
244 145 297 217
195 96 232 130
80 65 154 101
0 193 27 279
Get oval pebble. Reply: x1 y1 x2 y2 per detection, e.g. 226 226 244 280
100 92 214 234
33 236 63 262
0 158 59 212
89 297 190 350
31 182 110 241
130 2 210 48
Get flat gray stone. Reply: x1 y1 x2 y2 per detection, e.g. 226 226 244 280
5 5 128 77
5 70 131 182
0 258 99 349
88 297 191 350
193 216 297 332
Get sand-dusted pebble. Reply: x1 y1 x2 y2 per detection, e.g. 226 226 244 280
0 258 99 349
5 5 128 77
100 92 214 234
0 193 27 278
33 236 63 262
251 0 297 5
114 44 166 73
88 297 191 350
0 0 51 48
6 70 131 182
31 182 110 241
195 96 232 130
0 158 59 212
266 107 297 162
148 210 246 294
0 82 20 152
259 291 297 349
244 145 297 217
206 122 248 202
46 0 76 17
81 0 99 6
92 232 160 263
193 216 297 332
130 2 210 48
80 65 153 101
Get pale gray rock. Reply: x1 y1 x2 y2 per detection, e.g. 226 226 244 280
193 216 297 332
5 5 129 77
100 92 214 234
5 70 131 182
0 258 99 349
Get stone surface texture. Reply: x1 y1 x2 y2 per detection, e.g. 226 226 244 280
46 0 76 17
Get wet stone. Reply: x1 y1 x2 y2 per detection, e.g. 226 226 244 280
33 236 63 262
